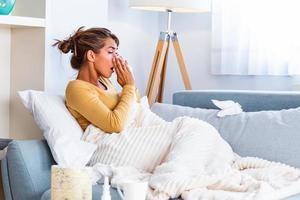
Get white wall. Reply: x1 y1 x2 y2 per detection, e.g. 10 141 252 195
46 0 158 96
46 0 300 103
161 13 300 103
105 0 159 93
45 0 109 94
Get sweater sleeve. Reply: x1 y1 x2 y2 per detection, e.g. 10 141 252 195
66 84 136 133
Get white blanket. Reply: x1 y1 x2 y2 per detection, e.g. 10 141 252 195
83 98 300 200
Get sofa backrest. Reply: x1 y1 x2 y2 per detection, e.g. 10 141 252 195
173 90 300 111
151 90 300 168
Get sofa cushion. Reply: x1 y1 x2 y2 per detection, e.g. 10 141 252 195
151 103 300 168
40 185 122 200
286 193 300 200
40 185 181 200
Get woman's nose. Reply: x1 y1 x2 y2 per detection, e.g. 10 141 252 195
114 52 119 57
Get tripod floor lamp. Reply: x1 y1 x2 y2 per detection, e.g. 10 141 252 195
129 0 211 105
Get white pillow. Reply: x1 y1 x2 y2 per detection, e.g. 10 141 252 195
18 90 97 168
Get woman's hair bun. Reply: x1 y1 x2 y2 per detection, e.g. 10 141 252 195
53 26 84 55
53 38 74 54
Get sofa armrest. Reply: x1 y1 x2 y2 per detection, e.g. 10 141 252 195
0 139 12 150
5 140 55 200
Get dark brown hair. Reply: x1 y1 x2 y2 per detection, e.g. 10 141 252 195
53 26 119 70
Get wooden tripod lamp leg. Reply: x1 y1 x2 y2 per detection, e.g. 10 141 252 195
146 32 170 105
157 41 170 103
145 40 162 96
172 33 192 90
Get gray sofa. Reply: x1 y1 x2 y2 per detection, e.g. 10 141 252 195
2 90 300 200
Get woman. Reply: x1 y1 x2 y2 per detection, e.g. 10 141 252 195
54 26 139 133
52 28 300 200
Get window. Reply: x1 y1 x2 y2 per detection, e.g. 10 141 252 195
211 0 300 75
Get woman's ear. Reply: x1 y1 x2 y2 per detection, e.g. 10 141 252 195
86 50 96 62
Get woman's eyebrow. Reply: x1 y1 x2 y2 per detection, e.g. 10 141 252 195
108 46 118 50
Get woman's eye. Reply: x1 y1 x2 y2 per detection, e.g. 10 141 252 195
108 51 113 54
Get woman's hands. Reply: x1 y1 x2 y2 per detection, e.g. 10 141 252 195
113 55 135 87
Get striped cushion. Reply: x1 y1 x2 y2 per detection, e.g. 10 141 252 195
88 124 176 172
86 98 177 172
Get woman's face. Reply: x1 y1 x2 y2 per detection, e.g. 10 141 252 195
94 38 118 78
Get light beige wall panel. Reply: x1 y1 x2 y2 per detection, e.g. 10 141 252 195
0 28 11 138
10 28 45 139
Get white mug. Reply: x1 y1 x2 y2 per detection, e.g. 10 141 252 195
117 181 148 200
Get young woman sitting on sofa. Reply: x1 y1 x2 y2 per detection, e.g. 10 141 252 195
53 27 300 200
54 26 139 133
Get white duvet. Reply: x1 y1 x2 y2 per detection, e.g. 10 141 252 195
83 97 300 200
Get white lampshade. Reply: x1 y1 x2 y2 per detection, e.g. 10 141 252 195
129 0 211 13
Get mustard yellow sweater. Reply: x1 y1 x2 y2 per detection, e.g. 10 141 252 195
65 77 139 133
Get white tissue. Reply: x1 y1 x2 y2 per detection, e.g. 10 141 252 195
128 65 133 72
52 136 97 168
212 99 243 117
85 163 113 185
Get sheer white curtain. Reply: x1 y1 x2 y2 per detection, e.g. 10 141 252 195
211 0 300 75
